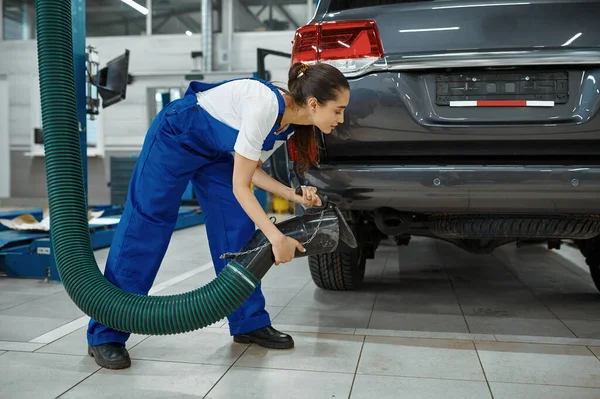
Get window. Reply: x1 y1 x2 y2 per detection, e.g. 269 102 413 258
154 88 182 115
87 0 148 37
2 0 35 40
152 0 222 35
3 1 225 39
234 0 310 32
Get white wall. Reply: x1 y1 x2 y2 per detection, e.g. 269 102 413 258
0 30 296 203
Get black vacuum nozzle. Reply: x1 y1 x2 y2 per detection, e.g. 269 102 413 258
292 185 356 249
226 187 358 280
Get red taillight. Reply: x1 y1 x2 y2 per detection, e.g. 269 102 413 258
292 25 319 64
320 21 383 61
291 20 384 74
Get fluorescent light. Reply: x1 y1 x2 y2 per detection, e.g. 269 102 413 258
121 0 149 15
562 32 582 47
186 30 193 36
400 27 460 33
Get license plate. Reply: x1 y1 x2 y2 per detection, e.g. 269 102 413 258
436 70 568 107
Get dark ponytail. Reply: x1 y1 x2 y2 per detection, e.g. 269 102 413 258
281 62 349 173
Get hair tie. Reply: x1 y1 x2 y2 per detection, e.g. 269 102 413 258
297 64 309 78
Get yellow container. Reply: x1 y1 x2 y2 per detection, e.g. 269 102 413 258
272 195 290 215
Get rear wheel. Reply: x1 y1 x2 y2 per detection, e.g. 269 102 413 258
309 247 366 291
308 214 367 291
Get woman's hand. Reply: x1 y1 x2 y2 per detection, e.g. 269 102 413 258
289 186 322 207
271 234 306 265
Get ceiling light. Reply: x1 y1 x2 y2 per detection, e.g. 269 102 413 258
121 0 149 15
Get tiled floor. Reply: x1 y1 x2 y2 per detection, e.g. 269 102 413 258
2 221 600 398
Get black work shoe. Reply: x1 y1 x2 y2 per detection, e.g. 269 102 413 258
233 326 294 349
88 343 132 369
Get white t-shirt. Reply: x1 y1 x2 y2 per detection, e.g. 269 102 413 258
196 79 289 162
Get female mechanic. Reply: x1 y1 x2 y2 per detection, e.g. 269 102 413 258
86 62 350 369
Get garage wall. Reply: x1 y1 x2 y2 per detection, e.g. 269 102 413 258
0 31 296 204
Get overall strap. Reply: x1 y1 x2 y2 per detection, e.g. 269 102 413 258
186 77 286 130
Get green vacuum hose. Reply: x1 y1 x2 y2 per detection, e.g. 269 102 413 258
35 0 356 336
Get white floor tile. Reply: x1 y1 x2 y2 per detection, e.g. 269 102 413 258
205 366 354 399
60 360 228 398
0 340 46 352
0 352 99 399
354 328 495 342
271 324 356 335
37 326 148 356
0 315 72 341
357 336 486 381
260 288 302 307
368 311 470 333
494 334 600 347
0 277 64 296
128 328 247 366
476 341 600 387
373 290 463 315
236 332 364 373
350 374 492 399
287 284 377 310
272 306 372 329
562 319 600 339
0 291 85 319
466 316 577 337
266 305 285 319
490 382 600 399
219 306 284 330
0 292 41 311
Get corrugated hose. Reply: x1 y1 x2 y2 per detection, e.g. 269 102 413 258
34 0 356 336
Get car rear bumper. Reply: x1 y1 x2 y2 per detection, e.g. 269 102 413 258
302 165 600 213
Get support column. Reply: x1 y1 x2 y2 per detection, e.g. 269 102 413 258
0 76 9 198
71 0 88 206
0 0 4 40
146 0 152 35
201 0 212 72
224 0 233 71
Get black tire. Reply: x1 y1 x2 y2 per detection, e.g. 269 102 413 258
309 245 366 291
430 214 600 240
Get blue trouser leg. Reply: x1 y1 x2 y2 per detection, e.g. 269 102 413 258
87 113 205 346
192 156 271 336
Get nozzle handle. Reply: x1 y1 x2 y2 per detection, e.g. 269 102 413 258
294 185 326 206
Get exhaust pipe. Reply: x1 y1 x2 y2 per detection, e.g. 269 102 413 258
373 207 412 236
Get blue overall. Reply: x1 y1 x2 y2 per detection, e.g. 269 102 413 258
87 78 293 346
